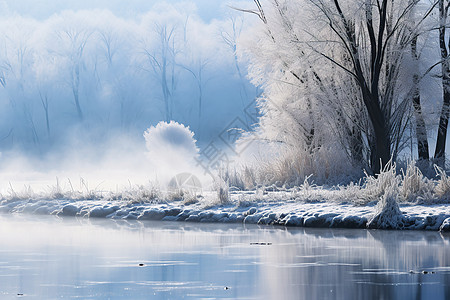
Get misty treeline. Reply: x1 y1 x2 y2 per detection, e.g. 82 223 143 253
0 5 254 155
237 0 450 181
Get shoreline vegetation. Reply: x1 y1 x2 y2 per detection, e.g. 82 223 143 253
1 162 449 232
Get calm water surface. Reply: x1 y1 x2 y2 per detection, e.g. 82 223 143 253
0 214 449 299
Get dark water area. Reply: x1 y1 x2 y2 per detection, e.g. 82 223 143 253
0 214 449 299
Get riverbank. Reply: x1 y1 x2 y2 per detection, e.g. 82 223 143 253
1 193 449 232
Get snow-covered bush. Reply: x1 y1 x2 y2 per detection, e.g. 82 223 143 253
223 141 361 190
358 161 400 204
367 184 405 229
118 184 161 204
400 162 434 203
2 183 36 202
167 188 198 204
144 121 199 163
356 161 436 204
213 177 230 205
144 121 204 186
219 165 256 191
434 166 450 202
335 181 364 204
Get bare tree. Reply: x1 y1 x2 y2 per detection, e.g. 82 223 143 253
143 24 178 122
180 59 208 133
98 29 130 128
38 87 51 139
99 30 118 68
56 28 92 120
221 16 258 128
0 37 42 148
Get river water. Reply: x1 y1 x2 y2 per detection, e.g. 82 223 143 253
0 214 449 299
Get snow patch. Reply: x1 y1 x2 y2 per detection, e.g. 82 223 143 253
440 217 450 232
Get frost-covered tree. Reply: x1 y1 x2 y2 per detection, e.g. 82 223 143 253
435 0 450 167
241 0 434 176
400 0 450 168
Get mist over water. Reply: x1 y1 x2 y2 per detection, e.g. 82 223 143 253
0 0 256 192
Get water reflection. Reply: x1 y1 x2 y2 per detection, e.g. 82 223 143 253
0 214 448 299
259 228 449 299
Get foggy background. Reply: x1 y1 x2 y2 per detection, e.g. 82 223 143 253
0 0 258 192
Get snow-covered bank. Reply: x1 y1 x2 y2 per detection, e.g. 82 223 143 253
1 192 449 232
2 162 450 232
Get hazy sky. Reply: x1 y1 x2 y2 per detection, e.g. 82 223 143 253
0 0 246 21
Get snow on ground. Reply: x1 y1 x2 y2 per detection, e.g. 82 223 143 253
1 189 449 232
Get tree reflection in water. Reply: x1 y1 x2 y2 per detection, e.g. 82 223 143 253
0 215 448 299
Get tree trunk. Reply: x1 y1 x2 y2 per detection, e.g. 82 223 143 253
411 37 429 161
412 76 429 161
435 0 450 167
435 68 450 167
409 7 429 161
372 117 391 174
39 92 51 140
72 65 83 120
349 127 364 166
73 88 83 121
361 85 391 175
